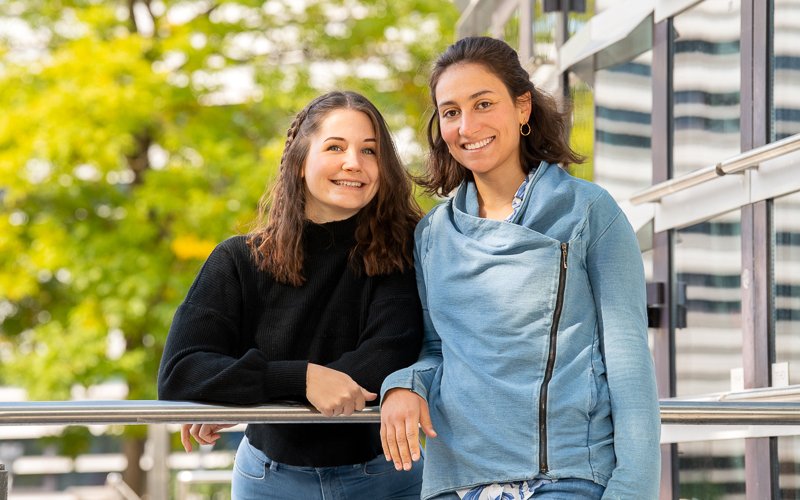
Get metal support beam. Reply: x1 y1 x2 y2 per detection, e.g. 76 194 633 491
741 0 778 498
652 16 677 500
0 464 7 500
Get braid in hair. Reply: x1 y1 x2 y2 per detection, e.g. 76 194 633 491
279 106 310 171
248 102 314 285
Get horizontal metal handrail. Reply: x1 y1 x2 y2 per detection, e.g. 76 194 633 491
629 132 800 205
0 400 380 425
1 399 800 426
659 401 800 425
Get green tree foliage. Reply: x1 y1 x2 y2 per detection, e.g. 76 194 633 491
0 0 457 490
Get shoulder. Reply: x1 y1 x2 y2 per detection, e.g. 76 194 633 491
540 163 621 221
213 235 255 262
542 163 611 205
198 235 254 277
216 234 249 253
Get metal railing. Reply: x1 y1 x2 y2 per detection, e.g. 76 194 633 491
0 397 799 426
0 400 379 425
629 132 800 205
1 396 799 499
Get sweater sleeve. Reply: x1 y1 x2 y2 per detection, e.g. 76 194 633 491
585 203 661 499
325 266 424 395
157 239 308 405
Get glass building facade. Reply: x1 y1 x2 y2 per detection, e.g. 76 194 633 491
455 0 800 498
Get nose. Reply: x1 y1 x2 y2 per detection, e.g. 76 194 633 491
458 110 479 137
341 149 362 171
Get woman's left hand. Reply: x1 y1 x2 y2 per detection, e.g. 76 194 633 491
180 423 235 452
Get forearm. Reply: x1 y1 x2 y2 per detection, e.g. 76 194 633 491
588 209 660 497
380 319 442 402
158 347 308 404
158 302 308 405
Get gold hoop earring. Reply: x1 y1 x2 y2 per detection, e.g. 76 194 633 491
520 122 531 136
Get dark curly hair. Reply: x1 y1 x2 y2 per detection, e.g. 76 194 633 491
420 36 584 196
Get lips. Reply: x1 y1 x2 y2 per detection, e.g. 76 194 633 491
463 136 495 150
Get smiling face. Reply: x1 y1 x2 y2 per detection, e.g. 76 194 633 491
435 63 531 182
302 108 380 223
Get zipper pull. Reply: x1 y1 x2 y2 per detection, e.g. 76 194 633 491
561 243 568 269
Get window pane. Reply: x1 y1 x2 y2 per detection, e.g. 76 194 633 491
674 211 742 396
779 435 800 499
593 51 653 199
772 0 800 141
673 0 741 177
774 191 800 385
679 440 746 499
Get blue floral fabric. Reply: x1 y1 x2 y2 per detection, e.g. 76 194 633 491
458 479 551 500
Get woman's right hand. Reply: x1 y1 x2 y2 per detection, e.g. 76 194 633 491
306 363 377 417
380 388 436 471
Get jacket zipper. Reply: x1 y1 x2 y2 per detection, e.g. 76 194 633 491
538 242 568 474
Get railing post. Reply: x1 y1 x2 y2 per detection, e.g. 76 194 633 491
0 463 8 500
146 424 170 500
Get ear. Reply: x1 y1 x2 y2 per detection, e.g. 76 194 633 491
516 91 532 124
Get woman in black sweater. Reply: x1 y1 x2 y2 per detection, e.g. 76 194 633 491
157 91 424 499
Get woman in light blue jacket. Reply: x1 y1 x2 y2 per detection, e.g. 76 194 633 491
380 37 660 500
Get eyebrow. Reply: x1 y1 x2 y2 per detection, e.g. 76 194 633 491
323 137 377 142
437 89 495 108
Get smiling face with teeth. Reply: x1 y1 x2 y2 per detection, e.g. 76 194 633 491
302 109 380 223
435 62 531 184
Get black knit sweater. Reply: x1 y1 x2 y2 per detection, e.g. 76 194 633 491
157 216 423 466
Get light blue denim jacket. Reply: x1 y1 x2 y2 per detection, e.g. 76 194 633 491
381 162 660 500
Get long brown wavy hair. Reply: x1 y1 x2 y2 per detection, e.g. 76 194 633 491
419 36 584 196
248 91 422 286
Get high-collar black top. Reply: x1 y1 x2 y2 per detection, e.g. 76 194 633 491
158 216 423 466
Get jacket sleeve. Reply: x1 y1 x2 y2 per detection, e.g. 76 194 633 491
380 218 443 403
157 240 307 404
325 266 424 396
586 205 661 500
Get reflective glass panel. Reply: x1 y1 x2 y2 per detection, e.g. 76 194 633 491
593 51 653 199
779 435 800 499
672 0 741 177
772 0 800 140
774 191 800 385
678 440 745 499
674 210 741 396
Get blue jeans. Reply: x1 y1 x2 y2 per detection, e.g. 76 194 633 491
431 479 605 499
231 436 423 499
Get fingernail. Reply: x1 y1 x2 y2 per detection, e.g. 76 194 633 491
403 462 411 470
412 453 419 461
385 455 391 461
